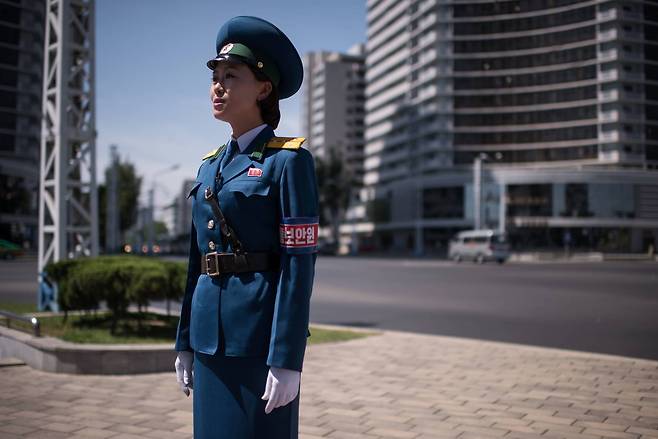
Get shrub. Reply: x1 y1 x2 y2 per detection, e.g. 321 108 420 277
45 256 187 334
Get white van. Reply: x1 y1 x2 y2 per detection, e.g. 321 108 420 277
448 229 510 264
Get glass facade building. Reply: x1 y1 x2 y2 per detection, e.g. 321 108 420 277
348 0 658 254
0 0 46 249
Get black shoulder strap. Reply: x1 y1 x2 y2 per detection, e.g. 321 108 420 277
203 186 244 256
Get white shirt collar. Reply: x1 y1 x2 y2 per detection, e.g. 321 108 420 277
230 123 268 152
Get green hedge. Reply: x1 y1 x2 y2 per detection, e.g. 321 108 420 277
45 256 186 333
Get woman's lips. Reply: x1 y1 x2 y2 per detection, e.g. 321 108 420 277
213 98 225 110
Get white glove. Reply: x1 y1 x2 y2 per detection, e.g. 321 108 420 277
175 351 194 397
261 366 301 414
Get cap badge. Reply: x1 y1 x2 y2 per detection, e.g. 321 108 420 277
220 43 234 54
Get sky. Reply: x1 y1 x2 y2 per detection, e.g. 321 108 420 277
95 0 366 217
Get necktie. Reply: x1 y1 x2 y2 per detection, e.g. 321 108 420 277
220 139 239 173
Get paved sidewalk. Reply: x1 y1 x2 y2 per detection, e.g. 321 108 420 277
1 326 657 439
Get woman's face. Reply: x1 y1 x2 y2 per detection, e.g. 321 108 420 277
210 61 271 125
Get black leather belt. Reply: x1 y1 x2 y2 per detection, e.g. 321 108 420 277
200 183 279 277
201 252 280 277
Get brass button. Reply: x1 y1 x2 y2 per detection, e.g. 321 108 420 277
207 219 215 229
208 241 216 250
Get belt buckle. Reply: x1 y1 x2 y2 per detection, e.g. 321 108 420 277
205 252 221 277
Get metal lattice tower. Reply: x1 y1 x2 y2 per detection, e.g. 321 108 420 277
38 0 98 285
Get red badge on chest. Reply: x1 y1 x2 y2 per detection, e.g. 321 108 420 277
247 167 263 177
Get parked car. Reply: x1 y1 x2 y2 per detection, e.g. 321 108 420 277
448 229 509 264
0 239 23 260
317 240 339 256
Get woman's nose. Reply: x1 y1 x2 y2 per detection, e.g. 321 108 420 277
213 80 224 95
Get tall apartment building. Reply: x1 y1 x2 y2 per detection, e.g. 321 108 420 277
350 0 658 254
173 178 198 238
0 0 46 249
302 44 366 184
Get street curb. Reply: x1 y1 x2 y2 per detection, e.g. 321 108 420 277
326 253 658 264
330 323 658 365
509 251 658 263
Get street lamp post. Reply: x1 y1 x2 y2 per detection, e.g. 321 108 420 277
473 154 483 230
414 166 423 256
473 152 502 231
146 164 179 254
106 145 120 254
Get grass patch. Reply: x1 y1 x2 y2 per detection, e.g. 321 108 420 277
41 311 179 344
0 302 38 315
307 326 375 344
0 302 375 345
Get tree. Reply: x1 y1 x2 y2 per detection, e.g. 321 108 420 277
98 156 142 252
314 147 355 246
154 220 168 237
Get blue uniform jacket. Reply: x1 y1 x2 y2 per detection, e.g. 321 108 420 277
174 125 319 372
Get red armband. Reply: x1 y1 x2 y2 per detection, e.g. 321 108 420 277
279 216 319 254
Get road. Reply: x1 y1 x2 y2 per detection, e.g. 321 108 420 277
310 256 658 361
2 255 657 360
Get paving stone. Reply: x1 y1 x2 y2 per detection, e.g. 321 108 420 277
581 429 641 439
455 424 509 437
67 428 117 438
364 427 420 438
39 422 86 433
22 430 73 439
0 423 40 435
627 426 658 436
299 424 334 436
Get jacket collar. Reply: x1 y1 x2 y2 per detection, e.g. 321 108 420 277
211 125 275 186
233 123 268 152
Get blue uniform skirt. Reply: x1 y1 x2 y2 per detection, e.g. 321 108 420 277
193 350 300 439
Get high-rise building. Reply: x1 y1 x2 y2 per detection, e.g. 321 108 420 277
0 1 46 249
351 0 658 254
173 178 198 238
302 44 366 183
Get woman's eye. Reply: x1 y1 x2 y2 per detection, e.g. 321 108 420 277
211 72 235 82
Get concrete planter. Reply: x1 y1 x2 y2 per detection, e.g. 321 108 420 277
0 325 175 374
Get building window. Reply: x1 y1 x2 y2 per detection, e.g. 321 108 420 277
0 133 16 151
507 184 552 217
563 183 590 217
0 111 17 130
423 186 464 219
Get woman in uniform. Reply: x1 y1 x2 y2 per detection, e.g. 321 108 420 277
173 16 319 439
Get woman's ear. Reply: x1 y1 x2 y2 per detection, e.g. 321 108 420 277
257 81 273 102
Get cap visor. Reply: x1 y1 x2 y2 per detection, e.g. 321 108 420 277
207 54 253 70
206 54 231 70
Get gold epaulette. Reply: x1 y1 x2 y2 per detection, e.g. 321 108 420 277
202 144 226 160
265 137 306 149
202 148 219 160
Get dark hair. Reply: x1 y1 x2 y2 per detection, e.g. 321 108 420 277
248 64 281 129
